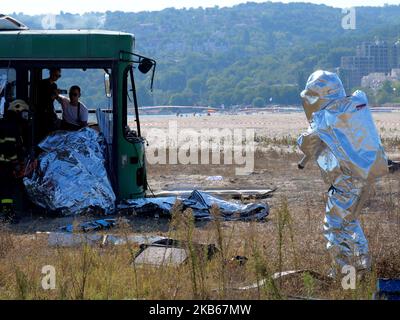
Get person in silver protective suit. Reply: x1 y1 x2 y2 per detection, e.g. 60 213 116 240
297 70 388 276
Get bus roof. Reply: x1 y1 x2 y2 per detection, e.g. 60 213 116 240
0 29 135 60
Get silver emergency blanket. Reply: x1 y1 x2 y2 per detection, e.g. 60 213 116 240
23 128 116 215
122 190 269 221
297 70 388 272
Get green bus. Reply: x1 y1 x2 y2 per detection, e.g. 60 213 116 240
0 27 155 201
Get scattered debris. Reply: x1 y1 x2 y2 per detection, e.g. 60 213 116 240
230 255 248 266
272 269 332 283
223 269 332 291
133 238 218 266
105 234 167 246
388 160 400 174
59 218 122 233
134 244 188 266
48 232 104 247
122 190 269 221
206 175 224 181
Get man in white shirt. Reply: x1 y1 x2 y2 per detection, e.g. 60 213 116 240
56 85 88 130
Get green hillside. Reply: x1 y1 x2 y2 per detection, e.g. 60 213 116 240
8 2 400 107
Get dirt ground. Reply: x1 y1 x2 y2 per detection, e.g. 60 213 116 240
141 111 400 207
141 111 400 138
2 111 400 299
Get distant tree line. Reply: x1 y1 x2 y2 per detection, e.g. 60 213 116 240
10 3 400 107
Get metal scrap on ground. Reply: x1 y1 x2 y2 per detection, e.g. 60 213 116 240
133 238 218 267
224 269 332 291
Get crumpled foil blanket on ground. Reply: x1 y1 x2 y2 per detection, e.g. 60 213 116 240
24 128 116 215
121 190 269 221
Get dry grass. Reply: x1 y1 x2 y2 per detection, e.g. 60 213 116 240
381 136 400 150
255 134 298 149
2 190 397 300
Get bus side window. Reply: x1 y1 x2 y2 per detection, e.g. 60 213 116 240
0 68 17 117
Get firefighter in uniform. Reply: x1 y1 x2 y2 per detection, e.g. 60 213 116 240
0 99 29 222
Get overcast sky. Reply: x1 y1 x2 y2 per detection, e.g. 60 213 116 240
2 0 400 15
